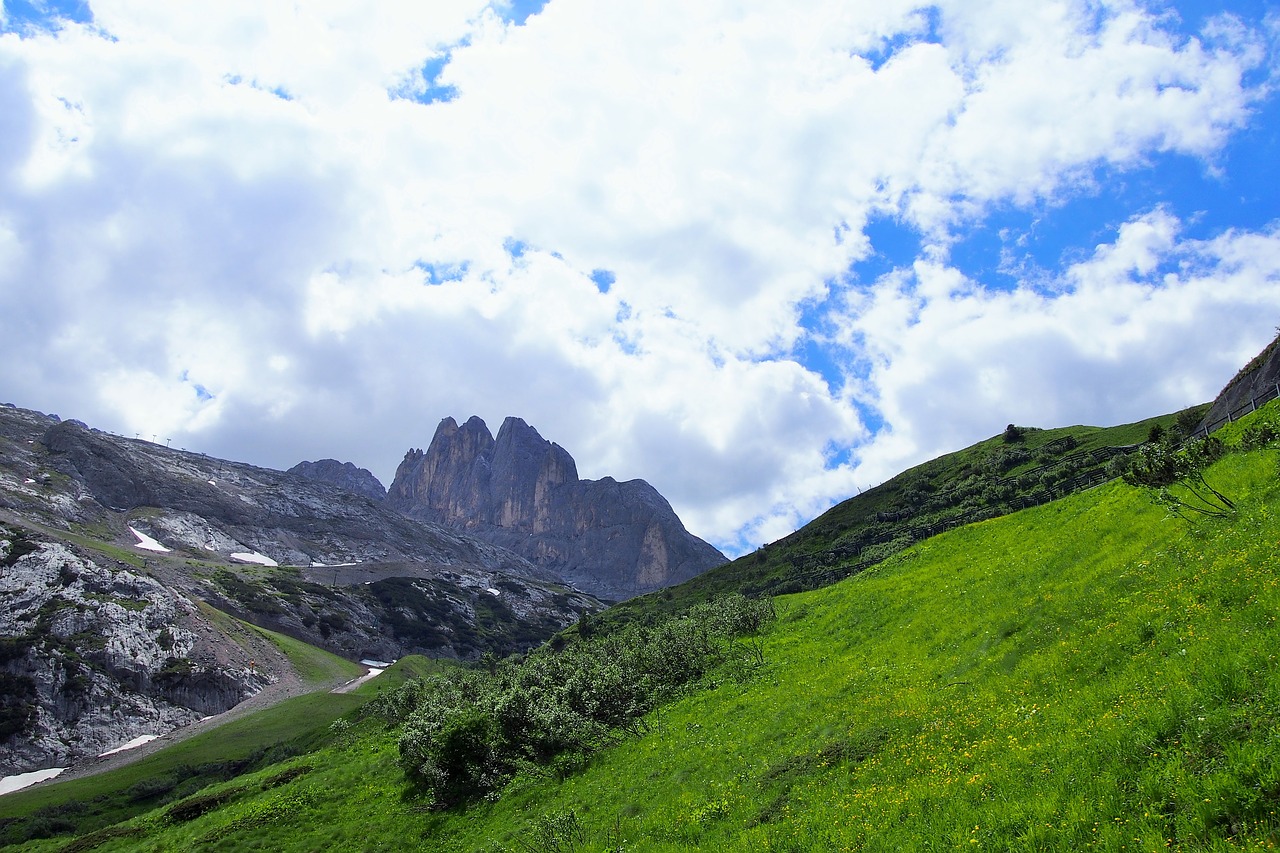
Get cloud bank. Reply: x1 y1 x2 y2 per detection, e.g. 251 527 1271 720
1 0 1278 554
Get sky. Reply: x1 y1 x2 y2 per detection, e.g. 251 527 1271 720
2 1 1279 556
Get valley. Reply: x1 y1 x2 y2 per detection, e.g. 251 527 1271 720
2 341 1280 849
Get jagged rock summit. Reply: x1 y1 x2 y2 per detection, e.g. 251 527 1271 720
288 458 387 502
387 416 727 600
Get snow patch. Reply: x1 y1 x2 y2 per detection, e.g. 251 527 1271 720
129 526 171 553
360 658 395 668
230 551 278 567
99 734 158 756
0 768 65 796
487 587 501 596
332 666 386 694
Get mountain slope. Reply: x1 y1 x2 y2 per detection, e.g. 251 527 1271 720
387 415 727 600
0 403 601 776
601 406 1202 628
8 402 1280 850
1199 329 1280 433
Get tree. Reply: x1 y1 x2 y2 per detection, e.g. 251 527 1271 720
1123 436 1235 520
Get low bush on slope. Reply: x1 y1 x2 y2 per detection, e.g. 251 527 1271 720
382 593 775 808
13 403 1280 852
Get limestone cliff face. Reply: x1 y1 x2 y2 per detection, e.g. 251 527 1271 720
387 416 726 600
0 539 272 775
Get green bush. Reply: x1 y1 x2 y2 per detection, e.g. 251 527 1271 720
0 527 38 568
393 594 776 808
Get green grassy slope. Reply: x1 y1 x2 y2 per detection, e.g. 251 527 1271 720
604 407 1202 629
15 404 1278 851
0 656 446 848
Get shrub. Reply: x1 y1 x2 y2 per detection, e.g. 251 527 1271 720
395 594 776 807
166 787 239 822
1240 421 1279 451
1124 436 1234 520
0 527 38 568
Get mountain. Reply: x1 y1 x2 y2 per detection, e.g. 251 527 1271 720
0 403 599 775
9 396 1280 849
287 459 386 502
386 415 728 601
598 406 1203 628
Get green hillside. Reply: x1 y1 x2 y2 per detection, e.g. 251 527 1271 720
6 402 1280 851
603 406 1205 628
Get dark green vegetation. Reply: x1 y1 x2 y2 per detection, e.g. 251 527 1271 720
4 401 1280 850
365 576 565 654
604 406 1205 627
385 593 775 808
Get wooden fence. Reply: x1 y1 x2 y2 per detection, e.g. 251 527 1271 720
1195 383 1280 437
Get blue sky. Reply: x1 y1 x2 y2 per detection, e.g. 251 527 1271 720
1 0 1279 554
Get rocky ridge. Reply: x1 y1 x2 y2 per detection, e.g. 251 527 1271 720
0 402 601 775
288 458 387 502
1199 332 1280 432
0 533 274 775
387 415 727 600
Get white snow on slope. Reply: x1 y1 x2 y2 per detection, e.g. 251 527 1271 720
99 734 159 757
230 551 278 566
129 526 171 553
0 768 65 796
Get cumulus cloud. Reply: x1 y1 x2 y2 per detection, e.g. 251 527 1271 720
842 209 1280 487
0 1 1276 555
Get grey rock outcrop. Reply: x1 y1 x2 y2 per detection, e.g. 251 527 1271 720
0 402 604 775
1199 332 1280 432
288 459 387 502
0 538 271 775
36 416 542 573
386 416 727 600
0 400 598 660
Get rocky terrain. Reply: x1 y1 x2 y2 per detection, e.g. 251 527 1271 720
0 403 600 775
387 415 727 601
288 458 387 502
0 529 275 776
1199 331 1280 431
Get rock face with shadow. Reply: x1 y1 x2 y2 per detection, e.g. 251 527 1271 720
1199 332 1280 432
0 402 604 774
0 537 272 776
36 415 540 574
386 416 727 601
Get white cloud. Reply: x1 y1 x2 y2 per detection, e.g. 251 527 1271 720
0 1 1276 555
842 209 1280 487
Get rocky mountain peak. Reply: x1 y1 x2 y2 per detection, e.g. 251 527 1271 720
288 459 386 502
387 415 726 600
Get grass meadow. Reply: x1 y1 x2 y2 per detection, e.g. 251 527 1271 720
7 411 1280 851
